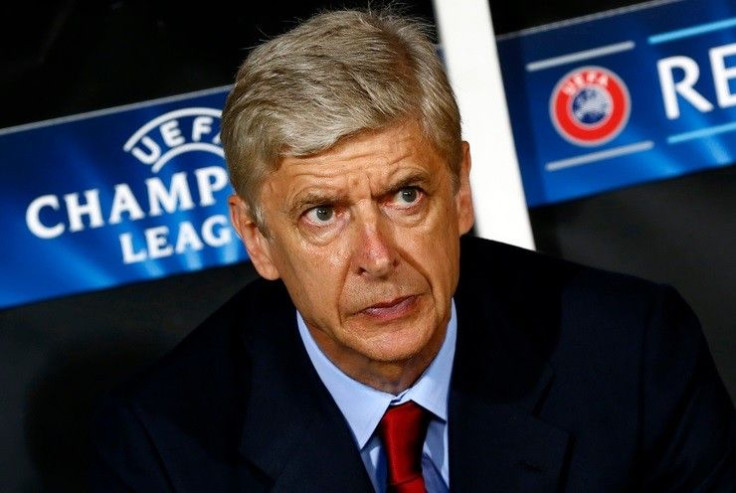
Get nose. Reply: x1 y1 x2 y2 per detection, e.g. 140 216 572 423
353 207 397 278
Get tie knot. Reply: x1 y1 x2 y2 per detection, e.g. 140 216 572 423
378 401 430 493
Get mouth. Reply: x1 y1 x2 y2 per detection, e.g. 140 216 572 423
359 295 417 321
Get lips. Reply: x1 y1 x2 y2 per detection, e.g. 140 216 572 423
360 295 417 320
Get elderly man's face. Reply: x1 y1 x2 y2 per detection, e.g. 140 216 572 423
230 120 473 388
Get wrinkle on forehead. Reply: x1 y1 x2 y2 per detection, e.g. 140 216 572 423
264 120 437 213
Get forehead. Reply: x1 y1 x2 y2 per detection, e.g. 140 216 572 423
262 121 448 201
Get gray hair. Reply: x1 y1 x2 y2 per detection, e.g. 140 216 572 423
220 7 462 226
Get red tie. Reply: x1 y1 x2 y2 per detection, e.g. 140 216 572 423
378 402 430 493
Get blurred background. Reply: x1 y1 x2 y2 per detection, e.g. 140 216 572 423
1 0 733 490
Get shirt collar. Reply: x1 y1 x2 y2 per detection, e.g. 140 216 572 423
297 300 457 449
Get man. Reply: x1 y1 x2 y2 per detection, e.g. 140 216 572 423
89 7 736 492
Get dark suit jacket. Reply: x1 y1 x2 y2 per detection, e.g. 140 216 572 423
89 236 736 492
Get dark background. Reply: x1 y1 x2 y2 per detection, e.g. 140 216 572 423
1 0 733 491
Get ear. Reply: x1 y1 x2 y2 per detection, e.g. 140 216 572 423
455 141 475 235
228 194 281 280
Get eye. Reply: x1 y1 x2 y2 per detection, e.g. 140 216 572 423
304 205 335 225
392 186 423 207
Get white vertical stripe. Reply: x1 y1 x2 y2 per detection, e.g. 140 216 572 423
432 0 535 250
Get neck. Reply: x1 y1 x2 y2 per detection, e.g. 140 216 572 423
350 354 437 395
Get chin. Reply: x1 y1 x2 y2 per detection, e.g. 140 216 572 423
361 322 439 364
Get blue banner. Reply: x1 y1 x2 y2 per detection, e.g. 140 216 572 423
496 0 736 206
1 86 246 309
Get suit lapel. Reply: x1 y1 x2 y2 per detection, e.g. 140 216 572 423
448 374 570 492
449 240 571 491
236 281 373 492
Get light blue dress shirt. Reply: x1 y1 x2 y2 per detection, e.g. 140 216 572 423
297 301 457 493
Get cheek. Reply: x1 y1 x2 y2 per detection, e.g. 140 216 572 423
399 228 459 289
409 205 460 263
419 226 461 295
288 242 353 305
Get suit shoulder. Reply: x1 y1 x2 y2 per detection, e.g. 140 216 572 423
459 234 666 304
89 277 296 479
98 277 290 419
456 235 693 362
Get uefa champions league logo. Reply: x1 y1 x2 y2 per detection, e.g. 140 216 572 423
23 105 234 265
124 108 224 172
550 66 631 147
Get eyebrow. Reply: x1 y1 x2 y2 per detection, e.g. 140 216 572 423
286 167 434 217
288 189 343 218
383 169 432 195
